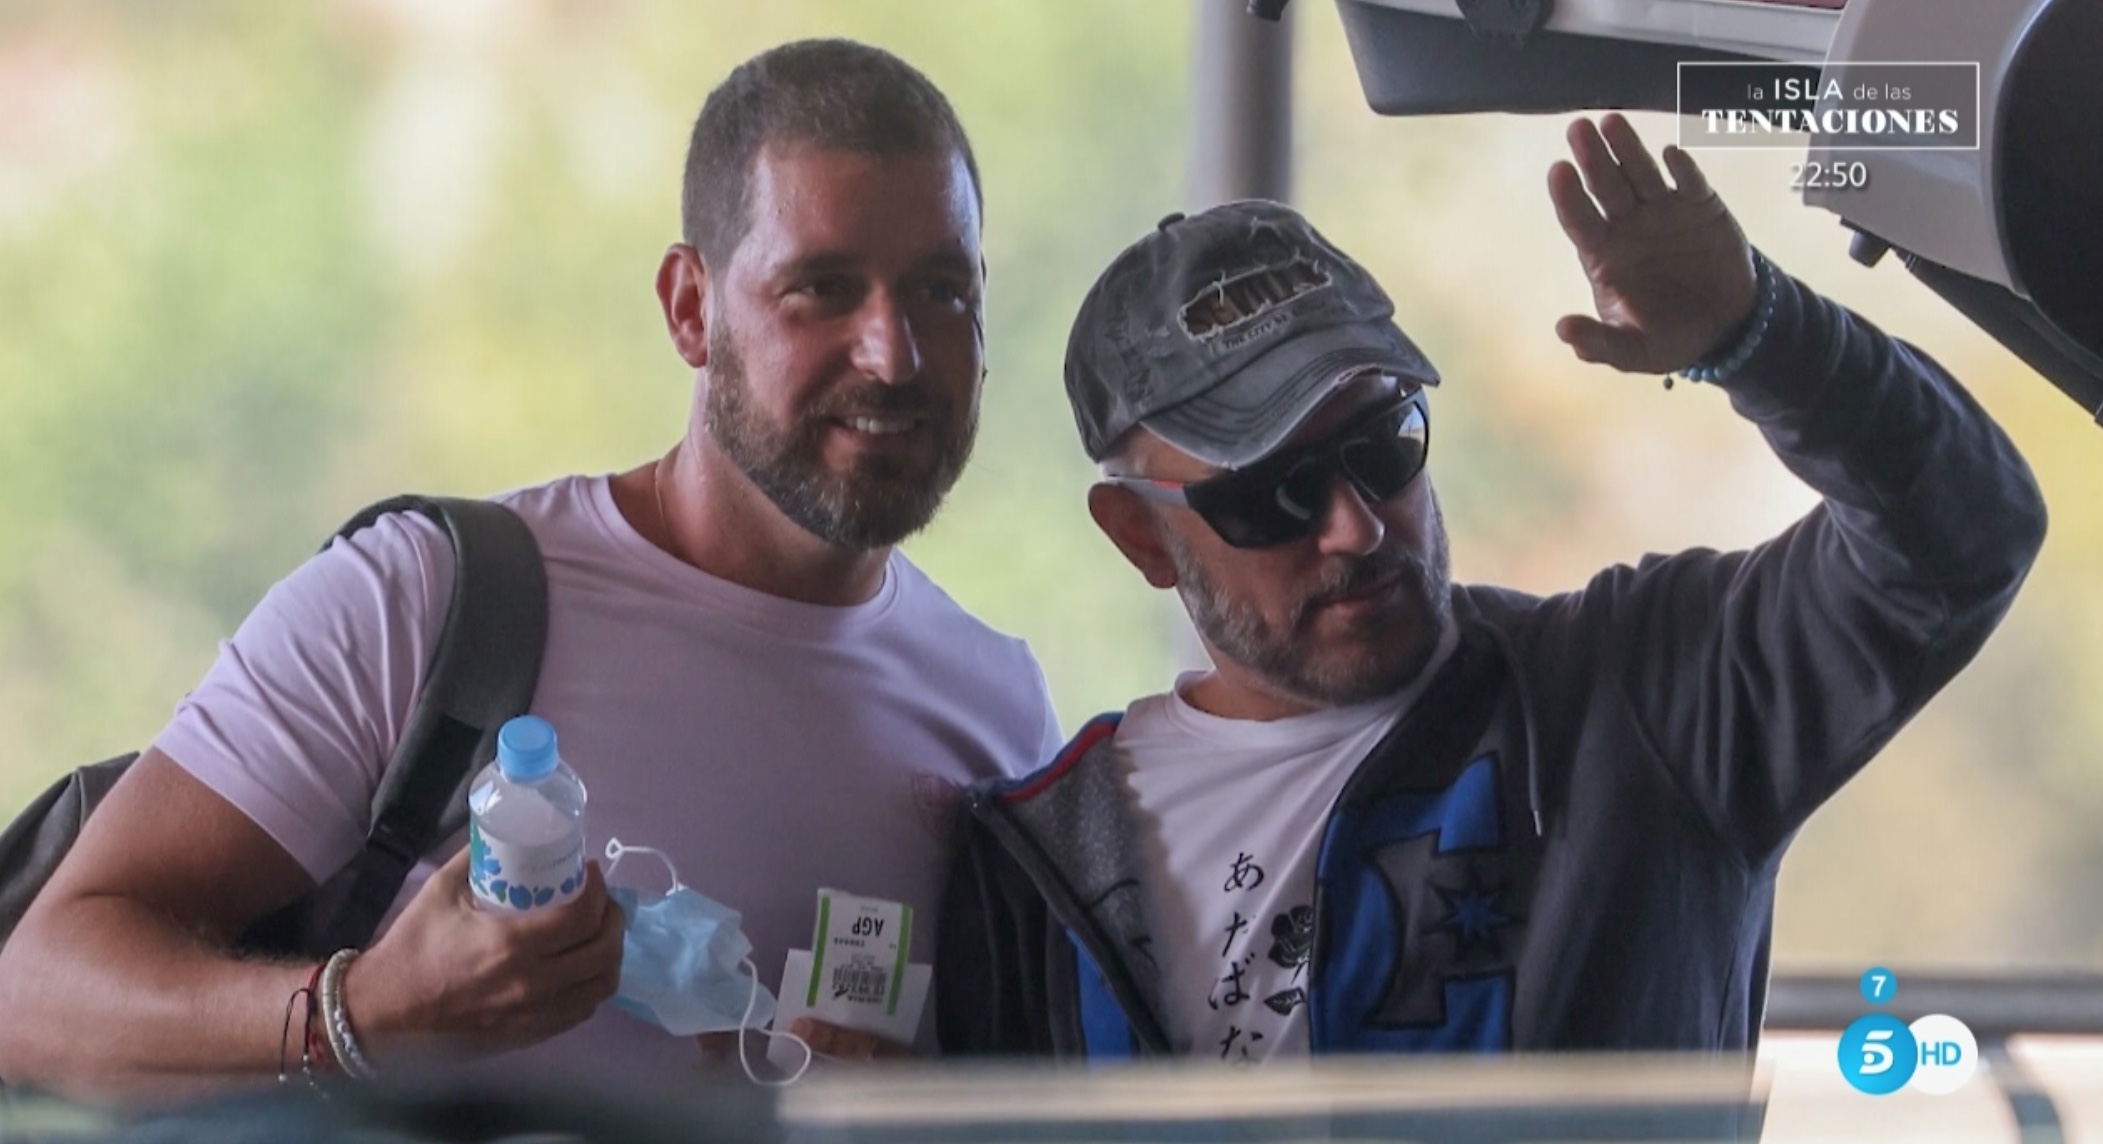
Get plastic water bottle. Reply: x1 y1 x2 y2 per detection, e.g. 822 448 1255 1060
467 715 588 912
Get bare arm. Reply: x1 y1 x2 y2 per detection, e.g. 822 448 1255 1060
0 750 316 1098
0 748 624 1100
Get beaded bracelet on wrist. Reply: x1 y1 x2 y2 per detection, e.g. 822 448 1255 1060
1677 251 1780 386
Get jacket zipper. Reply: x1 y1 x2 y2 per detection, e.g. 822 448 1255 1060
1307 828 1334 1051
1305 701 1421 1054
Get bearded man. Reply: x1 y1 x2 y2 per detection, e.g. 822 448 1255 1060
937 115 2042 1062
0 39 1059 1096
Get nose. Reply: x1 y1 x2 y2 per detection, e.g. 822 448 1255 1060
1310 476 1385 557
850 289 923 384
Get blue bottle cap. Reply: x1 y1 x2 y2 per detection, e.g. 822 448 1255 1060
496 715 559 782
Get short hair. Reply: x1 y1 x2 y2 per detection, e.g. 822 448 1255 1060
680 39 984 269
1096 424 1150 474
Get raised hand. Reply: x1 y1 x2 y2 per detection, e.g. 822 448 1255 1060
1548 114 1759 375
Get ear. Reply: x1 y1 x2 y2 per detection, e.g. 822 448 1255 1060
1088 483 1181 590
656 243 711 369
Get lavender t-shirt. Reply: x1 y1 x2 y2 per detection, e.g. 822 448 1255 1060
155 474 1061 1084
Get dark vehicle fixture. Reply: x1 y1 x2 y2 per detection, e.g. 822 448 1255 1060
1325 0 2103 419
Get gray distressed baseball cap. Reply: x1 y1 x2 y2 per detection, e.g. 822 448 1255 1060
1064 200 1440 469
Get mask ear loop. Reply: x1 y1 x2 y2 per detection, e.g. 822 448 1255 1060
602 838 684 893
737 957 812 1087
603 840 811 1085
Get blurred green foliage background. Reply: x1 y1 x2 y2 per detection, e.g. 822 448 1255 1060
1 0 2097 970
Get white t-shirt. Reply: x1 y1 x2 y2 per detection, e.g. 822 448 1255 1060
155 474 1061 1086
1116 631 1454 1064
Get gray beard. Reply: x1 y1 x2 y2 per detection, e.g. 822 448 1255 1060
1165 496 1453 708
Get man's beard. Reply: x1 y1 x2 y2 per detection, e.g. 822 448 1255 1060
703 326 978 550
1165 496 1454 708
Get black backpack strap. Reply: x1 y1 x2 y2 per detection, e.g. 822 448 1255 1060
313 495 548 952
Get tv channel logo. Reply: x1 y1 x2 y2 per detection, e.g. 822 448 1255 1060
1906 1014 1980 1095
1836 968 1979 1096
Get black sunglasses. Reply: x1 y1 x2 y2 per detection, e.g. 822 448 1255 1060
1106 389 1430 549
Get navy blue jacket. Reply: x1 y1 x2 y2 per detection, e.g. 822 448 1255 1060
937 265 2047 1059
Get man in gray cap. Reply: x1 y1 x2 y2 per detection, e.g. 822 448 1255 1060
936 115 2044 1061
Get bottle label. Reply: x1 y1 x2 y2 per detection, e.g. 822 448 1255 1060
469 819 585 912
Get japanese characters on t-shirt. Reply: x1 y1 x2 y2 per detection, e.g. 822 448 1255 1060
1116 631 1453 1064
1204 849 1320 1063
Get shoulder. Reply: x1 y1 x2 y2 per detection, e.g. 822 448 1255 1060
1452 581 1538 626
486 472 596 519
885 553 1048 677
983 714 1124 804
274 505 453 637
1451 580 1581 645
149 498 478 878
485 473 614 552
264 477 605 653
1452 550 1746 634
1450 578 1615 698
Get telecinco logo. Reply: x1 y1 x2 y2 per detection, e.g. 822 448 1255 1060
1837 968 1979 1096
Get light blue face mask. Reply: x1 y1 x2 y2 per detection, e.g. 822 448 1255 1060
602 838 811 1085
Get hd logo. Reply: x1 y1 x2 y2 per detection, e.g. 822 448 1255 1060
1836 968 1979 1096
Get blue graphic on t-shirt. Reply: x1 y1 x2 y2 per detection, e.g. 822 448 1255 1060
1312 755 1522 1051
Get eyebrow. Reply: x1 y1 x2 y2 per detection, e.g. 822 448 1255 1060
768 248 979 281
913 250 980 277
